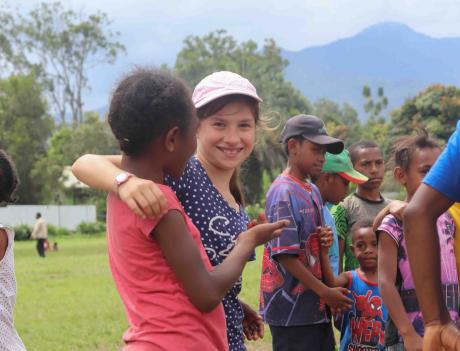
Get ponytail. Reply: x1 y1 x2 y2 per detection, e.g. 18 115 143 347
229 167 245 206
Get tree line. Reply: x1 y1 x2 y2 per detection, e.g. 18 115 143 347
1 1 459 207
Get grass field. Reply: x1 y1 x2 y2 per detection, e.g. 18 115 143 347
14 235 272 350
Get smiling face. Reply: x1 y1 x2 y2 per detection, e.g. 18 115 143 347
196 100 256 171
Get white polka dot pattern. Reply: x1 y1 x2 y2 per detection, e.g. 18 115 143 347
167 157 251 351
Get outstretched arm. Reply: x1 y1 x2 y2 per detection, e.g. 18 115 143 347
318 226 349 288
320 249 349 288
155 212 288 312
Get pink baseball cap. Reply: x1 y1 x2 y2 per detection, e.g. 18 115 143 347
192 71 263 108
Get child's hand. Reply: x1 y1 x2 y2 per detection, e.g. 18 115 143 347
248 212 267 229
320 287 352 310
318 226 333 251
118 176 168 219
241 302 264 341
388 200 407 221
401 329 423 351
423 321 460 351
239 220 289 248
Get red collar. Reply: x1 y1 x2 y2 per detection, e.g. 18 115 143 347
282 171 312 192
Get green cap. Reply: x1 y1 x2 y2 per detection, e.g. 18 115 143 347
322 150 368 184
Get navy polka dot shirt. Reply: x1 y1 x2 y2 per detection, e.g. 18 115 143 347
167 156 251 351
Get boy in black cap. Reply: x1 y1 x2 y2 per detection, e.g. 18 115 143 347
259 115 352 351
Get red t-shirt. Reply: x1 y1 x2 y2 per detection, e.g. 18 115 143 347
106 185 228 350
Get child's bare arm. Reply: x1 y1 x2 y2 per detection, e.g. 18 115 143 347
318 227 349 287
404 184 453 325
277 254 352 310
0 229 7 260
154 211 288 312
72 154 167 218
72 154 122 192
378 233 422 350
320 249 349 288
338 238 345 273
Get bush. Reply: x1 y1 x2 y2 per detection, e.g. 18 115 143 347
245 203 265 220
76 221 106 235
47 224 72 236
13 224 32 241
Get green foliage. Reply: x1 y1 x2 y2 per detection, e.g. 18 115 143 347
175 30 311 118
245 203 265 220
13 224 32 241
31 111 118 202
47 224 72 236
362 85 389 120
76 221 106 235
313 98 361 147
175 30 311 203
391 84 460 143
0 74 53 203
0 1 125 125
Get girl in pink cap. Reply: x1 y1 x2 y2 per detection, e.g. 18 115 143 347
73 71 268 350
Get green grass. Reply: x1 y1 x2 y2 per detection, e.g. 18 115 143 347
15 235 127 351
14 236 337 350
14 235 272 350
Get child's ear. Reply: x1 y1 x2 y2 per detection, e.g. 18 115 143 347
164 126 181 152
393 166 406 185
287 139 298 155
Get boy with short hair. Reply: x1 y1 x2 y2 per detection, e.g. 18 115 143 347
260 114 353 351
319 220 387 351
313 150 368 276
331 140 391 272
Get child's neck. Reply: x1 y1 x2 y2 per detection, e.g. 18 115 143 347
356 186 381 201
196 153 234 194
285 164 309 182
358 266 378 283
121 154 164 184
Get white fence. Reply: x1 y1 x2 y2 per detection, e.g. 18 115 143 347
0 205 97 230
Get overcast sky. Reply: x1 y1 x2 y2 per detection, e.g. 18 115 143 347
15 0 460 110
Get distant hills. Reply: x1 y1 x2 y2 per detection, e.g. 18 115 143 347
282 22 460 119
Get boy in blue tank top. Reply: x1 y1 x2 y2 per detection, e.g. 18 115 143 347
320 219 387 351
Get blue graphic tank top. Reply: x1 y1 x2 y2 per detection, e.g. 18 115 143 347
340 269 387 351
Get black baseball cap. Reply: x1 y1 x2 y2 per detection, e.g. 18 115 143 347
280 114 344 154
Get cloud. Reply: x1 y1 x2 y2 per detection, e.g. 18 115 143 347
14 0 460 109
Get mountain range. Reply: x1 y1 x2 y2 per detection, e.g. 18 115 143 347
282 22 460 119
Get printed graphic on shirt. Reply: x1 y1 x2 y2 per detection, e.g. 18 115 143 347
347 291 384 350
260 174 329 326
340 270 386 351
378 213 458 339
